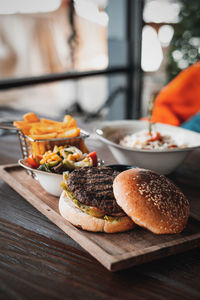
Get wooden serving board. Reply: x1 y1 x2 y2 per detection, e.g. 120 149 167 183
0 164 200 272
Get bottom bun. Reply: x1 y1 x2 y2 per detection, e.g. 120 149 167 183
59 191 135 233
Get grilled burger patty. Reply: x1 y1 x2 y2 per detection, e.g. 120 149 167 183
67 167 125 216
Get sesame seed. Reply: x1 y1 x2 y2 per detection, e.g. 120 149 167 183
135 169 189 220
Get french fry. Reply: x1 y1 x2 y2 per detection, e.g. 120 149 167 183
37 142 46 155
63 114 77 128
29 133 58 140
41 116 77 128
23 112 40 122
14 113 79 138
40 118 61 125
14 121 40 127
63 114 73 123
29 125 59 135
13 121 32 135
31 142 38 156
56 128 80 138
14 112 83 156
30 122 78 134
14 121 42 135
13 121 25 127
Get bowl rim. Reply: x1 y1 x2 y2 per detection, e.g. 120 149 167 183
95 120 200 153
18 159 63 177
18 157 105 176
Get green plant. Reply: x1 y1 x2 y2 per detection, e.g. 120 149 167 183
167 0 200 81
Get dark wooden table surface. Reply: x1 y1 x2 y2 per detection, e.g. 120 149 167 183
0 122 200 300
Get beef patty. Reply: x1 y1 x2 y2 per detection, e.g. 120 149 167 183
67 167 125 216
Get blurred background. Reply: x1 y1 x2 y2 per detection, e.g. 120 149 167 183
0 0 199 121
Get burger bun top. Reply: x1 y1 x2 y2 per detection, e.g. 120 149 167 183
113 168 190 234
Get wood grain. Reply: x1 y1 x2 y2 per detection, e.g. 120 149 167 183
0 164 200 272
1 218 200 299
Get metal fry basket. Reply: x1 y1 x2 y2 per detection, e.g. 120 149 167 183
19 129 90 159
0 123 90 159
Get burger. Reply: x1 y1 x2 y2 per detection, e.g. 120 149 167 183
59 166 190 234
59 166 135 233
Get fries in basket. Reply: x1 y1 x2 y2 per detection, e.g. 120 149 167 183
14 113 88 157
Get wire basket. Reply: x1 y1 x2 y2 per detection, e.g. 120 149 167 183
18 129 90 159
0 123 90 159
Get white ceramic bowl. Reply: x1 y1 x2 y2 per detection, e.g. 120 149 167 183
96 120 200 174
18 159 63 197
18 157 104 197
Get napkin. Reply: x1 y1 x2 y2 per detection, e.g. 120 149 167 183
151 61 200 128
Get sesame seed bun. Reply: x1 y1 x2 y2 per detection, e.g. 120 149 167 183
59 191 135 233
113 168 190 234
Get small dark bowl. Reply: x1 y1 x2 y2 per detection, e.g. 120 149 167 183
107 164 135 172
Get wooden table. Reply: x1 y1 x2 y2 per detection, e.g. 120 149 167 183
0 128 200 299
